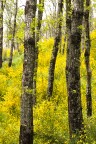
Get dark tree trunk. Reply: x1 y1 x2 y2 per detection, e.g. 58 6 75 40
66 0 71 85
8 0 18 67
19 0 36 144
0 0 3 68
66 0 84 139
84 0 92 117
33 0 44 105
47 0 63 98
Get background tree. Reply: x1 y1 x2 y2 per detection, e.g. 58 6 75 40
33 0 44 104
8 0 18 67
3 0 24 62
42 0 58 38
66 0 84 139
84 0 92 117
47 0 63 97
0 0 3 68
66 0 71 85
3 0 13 49
19 0 36 143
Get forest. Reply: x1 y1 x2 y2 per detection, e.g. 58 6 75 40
0 0 96 144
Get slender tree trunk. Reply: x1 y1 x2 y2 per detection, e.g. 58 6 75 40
66 0 84 139
8 0 18 67
47 0 63 98
66 0 71 86
84 0 92 117
33 0 44 105
90 1 93 31
6 13 12 49
81 17 85 51
0 0 3 68
19 0 36 144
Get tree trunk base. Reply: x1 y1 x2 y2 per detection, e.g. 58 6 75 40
19 125 33 144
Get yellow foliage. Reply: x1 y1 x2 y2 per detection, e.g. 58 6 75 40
1 34 96 143
38 37 54 53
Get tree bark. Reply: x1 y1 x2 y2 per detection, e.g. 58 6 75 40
66 0 84 139
19 0 36 144
0 0 3 68
8 0 18 67
66 0 71 85
47 0 63 98
84 0 92 117
33 0 44 105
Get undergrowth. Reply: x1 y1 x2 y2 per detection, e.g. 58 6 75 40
0 34 96 143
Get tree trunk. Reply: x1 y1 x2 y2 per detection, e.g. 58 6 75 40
81 17 85 51
66 0 84 139
47 0 63 98
66 0 71 86
33 0 44 105
0 0 3 68
19 0 36 144
84 0 92 117
8 0 18 67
